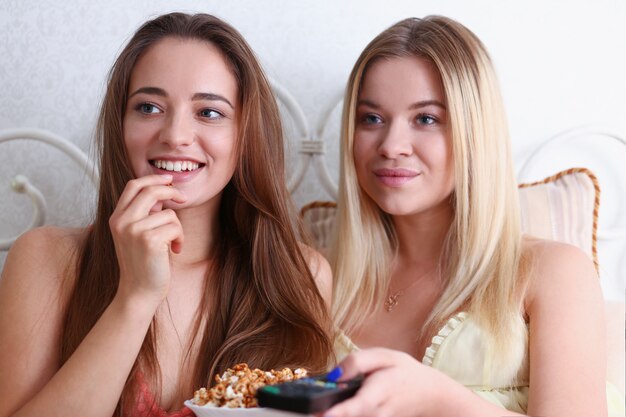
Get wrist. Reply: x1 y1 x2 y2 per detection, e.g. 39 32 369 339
112 285 162 322
419 368 457 417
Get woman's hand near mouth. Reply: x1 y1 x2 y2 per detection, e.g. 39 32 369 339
109 174 188 306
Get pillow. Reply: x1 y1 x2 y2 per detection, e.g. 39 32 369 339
517 167 599 270
300 168 600 270
300 201 337 256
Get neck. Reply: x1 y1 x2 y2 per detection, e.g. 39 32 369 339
170 200 220 267
392 199 453 268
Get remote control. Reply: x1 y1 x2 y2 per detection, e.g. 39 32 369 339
257 375 362 414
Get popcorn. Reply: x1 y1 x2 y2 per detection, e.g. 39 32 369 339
192 363 308 408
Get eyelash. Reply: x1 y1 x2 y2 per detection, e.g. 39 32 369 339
198 108 224 119
136 102 161 114
416 113 439 125
362 114 383 125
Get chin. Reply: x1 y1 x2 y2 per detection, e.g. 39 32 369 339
381 207 416 216
374 200 414 216
381 197 437 216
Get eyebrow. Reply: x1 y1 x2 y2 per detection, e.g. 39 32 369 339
129 86 167 98
128 87 235 109
192 92 234 109
358 99 446 110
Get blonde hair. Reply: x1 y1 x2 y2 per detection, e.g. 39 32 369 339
332 16 527 366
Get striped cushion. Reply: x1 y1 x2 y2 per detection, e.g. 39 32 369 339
300 201 337 255
518 168 599 270
300 168 599 269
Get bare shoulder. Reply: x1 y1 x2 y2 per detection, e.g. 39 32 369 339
0 227 89 414
0 225 87 339
9 225 84 251
521 235 601 315
298 242 333 305
1 226 87 297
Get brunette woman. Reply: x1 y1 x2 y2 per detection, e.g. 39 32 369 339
0 12 333 417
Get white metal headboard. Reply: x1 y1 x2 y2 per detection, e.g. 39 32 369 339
272 81 341 199
0 128 98 250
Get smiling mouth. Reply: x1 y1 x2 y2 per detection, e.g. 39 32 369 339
150 160 205 172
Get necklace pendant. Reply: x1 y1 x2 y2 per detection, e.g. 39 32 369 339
384 293 400 312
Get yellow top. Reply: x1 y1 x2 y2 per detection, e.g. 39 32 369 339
334 312 625 416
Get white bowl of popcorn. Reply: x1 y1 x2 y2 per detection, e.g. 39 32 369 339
184 400 305 417
185 363 312 417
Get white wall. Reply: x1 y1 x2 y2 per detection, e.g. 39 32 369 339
1 0 625 298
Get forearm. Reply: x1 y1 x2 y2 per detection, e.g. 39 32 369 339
11 294 158 417
425 374 526 417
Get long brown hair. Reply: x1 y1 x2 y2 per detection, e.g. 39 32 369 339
61 12 333 414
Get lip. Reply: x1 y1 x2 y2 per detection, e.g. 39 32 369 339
373 168 420 187
150 155 203 164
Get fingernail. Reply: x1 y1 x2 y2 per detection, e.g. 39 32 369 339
326 366 343 382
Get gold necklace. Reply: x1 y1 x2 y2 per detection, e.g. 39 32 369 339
384 269 435 312
384 291 403 312
385 286 416 312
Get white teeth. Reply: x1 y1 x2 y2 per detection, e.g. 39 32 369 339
152 160 200 172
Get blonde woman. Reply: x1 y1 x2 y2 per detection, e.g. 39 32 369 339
326 16 623 417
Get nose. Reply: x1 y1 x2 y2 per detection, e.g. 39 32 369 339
159 112 194 148
377 120 413 158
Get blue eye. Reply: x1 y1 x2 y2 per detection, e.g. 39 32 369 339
416 114 437 125
137 103 161 114
362 114 383 125
199 109 223 119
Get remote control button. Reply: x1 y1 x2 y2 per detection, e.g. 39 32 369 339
262 386 280 394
